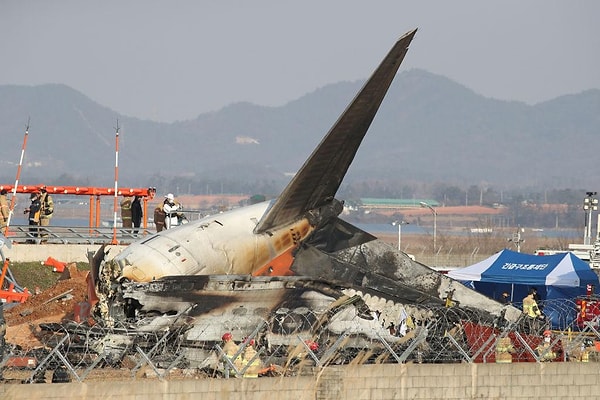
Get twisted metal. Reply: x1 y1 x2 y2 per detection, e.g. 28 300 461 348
2 300 599 383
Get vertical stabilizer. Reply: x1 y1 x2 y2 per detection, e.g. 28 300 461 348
255 29 417 233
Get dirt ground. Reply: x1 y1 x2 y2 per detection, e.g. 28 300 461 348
3 264 89 348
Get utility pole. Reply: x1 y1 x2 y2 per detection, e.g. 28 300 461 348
392 220 409 252
419 202 437 253
508 226 525 252
111 120 120 245
583 192 598 245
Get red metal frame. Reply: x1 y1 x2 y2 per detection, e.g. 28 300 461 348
0 184 156 230
0 257 30 303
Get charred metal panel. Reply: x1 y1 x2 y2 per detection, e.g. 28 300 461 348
330 240 519 320
305 217 377 253
290 216 519 321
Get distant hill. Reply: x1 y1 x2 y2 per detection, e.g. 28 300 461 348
0 69 599 193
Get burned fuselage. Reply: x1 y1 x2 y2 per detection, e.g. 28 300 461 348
90 214 520 369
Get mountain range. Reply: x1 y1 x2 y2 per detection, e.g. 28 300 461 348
1 69 599 194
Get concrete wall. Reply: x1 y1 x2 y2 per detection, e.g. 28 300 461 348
2 363 599 400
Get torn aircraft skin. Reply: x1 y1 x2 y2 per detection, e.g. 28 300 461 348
89 29 521 366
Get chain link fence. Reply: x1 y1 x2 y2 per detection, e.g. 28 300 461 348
2 299 599 383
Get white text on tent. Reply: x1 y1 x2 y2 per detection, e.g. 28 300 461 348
501 262 550 271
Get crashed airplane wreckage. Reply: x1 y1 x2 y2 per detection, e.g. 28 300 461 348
74 29 521 369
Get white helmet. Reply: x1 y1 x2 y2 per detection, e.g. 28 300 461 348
165 193 174 201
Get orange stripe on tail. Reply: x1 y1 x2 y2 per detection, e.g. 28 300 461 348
253 247 296 277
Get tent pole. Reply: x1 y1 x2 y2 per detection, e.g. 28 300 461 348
511 284 514 303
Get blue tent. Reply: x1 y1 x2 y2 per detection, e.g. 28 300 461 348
447 249 599 328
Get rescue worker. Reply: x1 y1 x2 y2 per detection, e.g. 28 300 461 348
24 191 41 243
0 189 9 230
222 332 240 363
536 329 556 361
569 339 591 362
120 196 133 229
495 336 515 363
163 193 182 229
240 338 262 378
39 186 54 243
131 196 143 234
499 291 511 305
523 289 542 318
153 205 166 232
531 287 543 312
291 339 319 363
221 332 242 375
522 288 544 333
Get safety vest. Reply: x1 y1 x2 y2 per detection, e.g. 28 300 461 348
0 195 9 222
495 337 514 363
523 296 541 318
242 346 261 378
40 193 54 219
120 197 133 221
581 350 590 362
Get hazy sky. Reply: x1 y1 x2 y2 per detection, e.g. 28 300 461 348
2 1 599 122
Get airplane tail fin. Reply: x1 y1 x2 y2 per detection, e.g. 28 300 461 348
255 29 417 234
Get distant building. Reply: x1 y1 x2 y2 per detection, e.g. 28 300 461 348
359 198 440 213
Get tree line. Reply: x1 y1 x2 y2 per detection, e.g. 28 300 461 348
8 173 592 229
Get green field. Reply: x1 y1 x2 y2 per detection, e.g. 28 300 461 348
5 261 90 291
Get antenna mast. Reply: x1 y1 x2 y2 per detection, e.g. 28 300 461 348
111 120 120 244
4 118 30 236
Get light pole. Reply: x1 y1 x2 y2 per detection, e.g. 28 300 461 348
508 226 525 252
583 192 598 245
392 220 409 251
420 201 437 253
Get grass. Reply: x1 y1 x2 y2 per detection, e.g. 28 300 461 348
4 261 90 291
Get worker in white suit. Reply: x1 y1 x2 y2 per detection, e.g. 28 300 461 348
162 193 182 229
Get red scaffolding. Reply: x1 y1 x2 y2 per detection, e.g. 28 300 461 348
0 184 156 230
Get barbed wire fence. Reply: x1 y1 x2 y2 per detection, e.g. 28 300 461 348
2 299 599 383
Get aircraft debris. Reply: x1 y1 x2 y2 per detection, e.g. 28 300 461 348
42 257 67 273
42 289 74 305
18 29 523 373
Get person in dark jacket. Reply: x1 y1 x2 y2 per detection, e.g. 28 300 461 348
24 192 41 243
131 196 143 234
499 291 511 305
